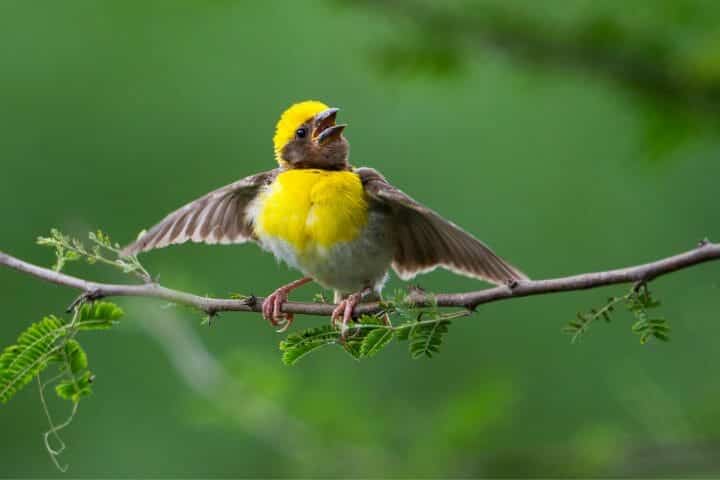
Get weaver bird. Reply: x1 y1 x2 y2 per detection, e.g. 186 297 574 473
122 100 527 334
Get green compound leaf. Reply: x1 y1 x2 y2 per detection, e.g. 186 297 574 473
408 320 451 359
563 295 626 343
627 288 670 344
0 315 66 403
395 325 411 341
38 229 152 282
0 301 120 404
63 340 88 374
278 293 463 364
342 335 364 360
567 286 670 344
279 325 339 366
359 328 394 358
55 371 94 403
77 301 124 330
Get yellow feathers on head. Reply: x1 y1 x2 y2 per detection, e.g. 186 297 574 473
273 100 329 164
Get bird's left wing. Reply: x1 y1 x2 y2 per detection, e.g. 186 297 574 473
121 169 279 256
357 167 528 286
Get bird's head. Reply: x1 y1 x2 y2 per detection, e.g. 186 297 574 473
273 100 349 170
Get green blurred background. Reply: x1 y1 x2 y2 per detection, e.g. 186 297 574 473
1 0 719 477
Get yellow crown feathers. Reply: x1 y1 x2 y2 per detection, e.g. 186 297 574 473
273 100 329 164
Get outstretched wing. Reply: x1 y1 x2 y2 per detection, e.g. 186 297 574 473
121 169 278 256
357 167 528 285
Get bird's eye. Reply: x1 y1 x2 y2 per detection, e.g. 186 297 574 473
295 127 307 138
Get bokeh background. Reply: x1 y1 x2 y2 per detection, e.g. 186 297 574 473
1 0 720 477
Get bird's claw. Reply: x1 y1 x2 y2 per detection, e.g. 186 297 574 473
262 287 294 333
331 293 362 343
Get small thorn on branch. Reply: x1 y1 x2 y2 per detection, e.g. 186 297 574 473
632 280 649 293
698 237 711 247
243 295 257 307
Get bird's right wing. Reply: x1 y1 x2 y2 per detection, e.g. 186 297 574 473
121 169 279 256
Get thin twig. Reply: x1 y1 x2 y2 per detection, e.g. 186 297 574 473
37 373 66 456
1 241 719 318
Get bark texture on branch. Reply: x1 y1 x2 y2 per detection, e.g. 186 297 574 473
1 240 718 318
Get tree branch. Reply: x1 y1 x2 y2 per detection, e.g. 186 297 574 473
1 240 718 318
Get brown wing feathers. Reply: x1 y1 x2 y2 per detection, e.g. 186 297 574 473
357 167 527 285
122 165 526 287
121 169 277 256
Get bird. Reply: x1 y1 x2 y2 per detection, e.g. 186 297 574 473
121 100 528 335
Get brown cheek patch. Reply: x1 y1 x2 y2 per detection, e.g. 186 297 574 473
282 142 306 165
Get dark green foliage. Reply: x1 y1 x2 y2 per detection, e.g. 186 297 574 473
279 314 398 365
55 371 94 403
563 296 622 343
76 301 124 330
54 340 94 403
406 320 452 359
360 328 395 357
278 319 395 365
0 301 122 404
280 325 340 366
626 287 670 344
0 315 65 403
395 325 411 341
373 40 464 78
279 294 458 364
0 298 123 469
12 229 133 469
343 315 395 360
63 340 88 374
564 285 670 344
351 0 720 159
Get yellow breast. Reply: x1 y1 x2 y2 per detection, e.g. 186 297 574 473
255 169 368 252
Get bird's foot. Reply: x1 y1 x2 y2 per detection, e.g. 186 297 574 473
331 294 360 342
262 287 294 332
262 277 312 333
331 287 372 342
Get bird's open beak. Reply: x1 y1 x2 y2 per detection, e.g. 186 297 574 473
316 124 346 143
313 107 346 144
